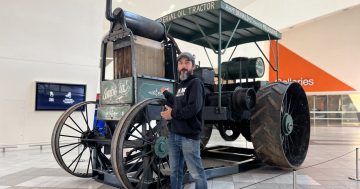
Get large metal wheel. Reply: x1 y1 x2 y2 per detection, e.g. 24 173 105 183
111 98 170 189
250 82 310 169
51 101 112 177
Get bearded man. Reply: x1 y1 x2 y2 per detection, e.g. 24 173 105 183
160 52 208 189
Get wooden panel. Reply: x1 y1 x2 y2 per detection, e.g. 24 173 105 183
134 36 165 78
113 36 165 79
114 46 132 79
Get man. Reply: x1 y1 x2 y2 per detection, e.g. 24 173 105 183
160 52 207 189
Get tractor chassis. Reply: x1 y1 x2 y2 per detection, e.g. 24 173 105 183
94 146 262 188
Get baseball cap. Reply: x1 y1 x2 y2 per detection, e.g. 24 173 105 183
176 52 195 65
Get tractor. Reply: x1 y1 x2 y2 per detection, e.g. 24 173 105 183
51 0 310 188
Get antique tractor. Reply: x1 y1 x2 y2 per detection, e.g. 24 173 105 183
51 0 310 188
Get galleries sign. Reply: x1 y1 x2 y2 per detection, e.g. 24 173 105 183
269 42 354 92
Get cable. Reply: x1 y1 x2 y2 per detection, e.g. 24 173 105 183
298 148 356 170
238 148 356 188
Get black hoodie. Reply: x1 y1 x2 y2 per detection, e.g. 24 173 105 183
163 75 205 140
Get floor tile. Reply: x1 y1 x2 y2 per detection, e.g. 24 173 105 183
16 176 103 188
1 127 360 188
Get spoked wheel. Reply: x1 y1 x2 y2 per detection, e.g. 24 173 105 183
111 98 170 189
51 101 112 177
250 82 310 169
217 122 241 141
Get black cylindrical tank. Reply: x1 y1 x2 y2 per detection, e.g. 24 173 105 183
113 8 165 42
221 57 265 80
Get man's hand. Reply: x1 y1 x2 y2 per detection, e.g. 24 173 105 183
160 87 169 93
160 105 172 120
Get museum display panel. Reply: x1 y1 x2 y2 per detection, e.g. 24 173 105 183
35 82 86 111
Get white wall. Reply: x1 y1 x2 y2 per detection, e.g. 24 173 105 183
242 0 360 31
280 4 360 92
0 0 105 145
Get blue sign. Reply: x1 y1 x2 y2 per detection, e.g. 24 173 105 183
35 82 86 111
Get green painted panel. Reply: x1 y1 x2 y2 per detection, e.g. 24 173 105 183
100 77 133 105
97 105 130 120
137 77 174 102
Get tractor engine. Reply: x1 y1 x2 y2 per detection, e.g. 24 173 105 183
194 57 265 141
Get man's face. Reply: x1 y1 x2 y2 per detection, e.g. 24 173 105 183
178 57 194 81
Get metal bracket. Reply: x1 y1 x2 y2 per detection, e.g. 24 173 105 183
203 107 227 120
254 41 276 71
194 19 217 54
228 45 238 61
221 19 241 55
203 47 214 69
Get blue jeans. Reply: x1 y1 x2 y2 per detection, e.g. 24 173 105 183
168 132 208 189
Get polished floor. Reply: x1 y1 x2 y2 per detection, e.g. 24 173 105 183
1 126 360 189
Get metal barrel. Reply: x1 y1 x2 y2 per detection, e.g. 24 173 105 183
116 9 165 42
221 57 265 80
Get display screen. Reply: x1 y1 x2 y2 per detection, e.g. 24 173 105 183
35 82 86 111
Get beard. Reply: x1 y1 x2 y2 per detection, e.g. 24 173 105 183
179 69 192 81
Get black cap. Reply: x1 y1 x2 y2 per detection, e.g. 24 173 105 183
176 52 195 65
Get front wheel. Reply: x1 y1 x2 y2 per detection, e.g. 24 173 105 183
111 99 170 189
250 82 310 169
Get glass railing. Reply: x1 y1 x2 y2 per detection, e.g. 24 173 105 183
310 110 360 126
307 93 360 127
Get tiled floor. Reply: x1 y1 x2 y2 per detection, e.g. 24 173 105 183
1 126 360 189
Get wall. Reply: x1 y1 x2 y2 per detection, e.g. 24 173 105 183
0 0 105 145
269 4 360 93
242 0 360 31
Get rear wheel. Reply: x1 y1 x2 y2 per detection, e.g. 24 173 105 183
111 99 170 189
250 82 310 169
51 101 112 177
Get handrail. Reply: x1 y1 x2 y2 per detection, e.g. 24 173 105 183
310 111 359 114
0 145 17 152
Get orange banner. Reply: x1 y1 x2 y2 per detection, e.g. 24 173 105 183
269 41 354 92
